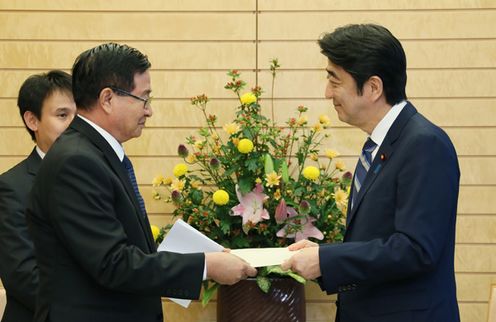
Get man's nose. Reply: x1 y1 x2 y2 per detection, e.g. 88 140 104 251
145 104 153 117
325 83 334 99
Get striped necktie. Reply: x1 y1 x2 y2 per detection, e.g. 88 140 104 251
352 138 377 209
122 155 147 218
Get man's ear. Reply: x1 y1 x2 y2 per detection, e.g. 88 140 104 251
23 110 39 132
367 76 384 102
99 87 114 114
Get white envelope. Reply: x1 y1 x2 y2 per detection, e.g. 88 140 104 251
231 247 296 267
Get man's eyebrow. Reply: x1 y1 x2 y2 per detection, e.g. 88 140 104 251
55 106 72 112
326 69 340 80
141 89 152 96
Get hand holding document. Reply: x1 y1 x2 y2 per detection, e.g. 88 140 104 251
158 219 298 307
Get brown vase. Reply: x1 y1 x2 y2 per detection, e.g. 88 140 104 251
217 277 306 322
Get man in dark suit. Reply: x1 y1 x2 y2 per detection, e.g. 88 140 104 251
282 24 460 322
0 70 76 322
26 43 256 322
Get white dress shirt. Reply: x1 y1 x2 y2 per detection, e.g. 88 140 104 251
369 100 407 161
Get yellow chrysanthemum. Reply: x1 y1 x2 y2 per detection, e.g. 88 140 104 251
309 153 319 161
312 123 322 132
223 122 241 135
150 225 160 242
297 115 308 126
211 132 219 141
152 175 165 187
173 163 188 177
265 171 281 188
302 166 320 181
333 188 348 207
237 138 254 154
335 160 346 171
163 176 173 185
171 179 186 191
240 92 257 105
185 154 197 164
319 114 331 126
325 149 340 159
213 189 229 205
255 177 262 184
274 189 281 200
232 137 240 146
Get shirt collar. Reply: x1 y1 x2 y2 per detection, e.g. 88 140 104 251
77 114 125 161
35 145 46 159
370 100 407 148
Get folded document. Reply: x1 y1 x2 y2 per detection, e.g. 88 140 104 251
158 219 297 307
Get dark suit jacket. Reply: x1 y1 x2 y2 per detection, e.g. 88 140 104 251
0 148 40 322
319 103 460 322
27 117 204 322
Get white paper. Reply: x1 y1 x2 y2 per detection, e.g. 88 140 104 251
231 247 297 267
158 219 223 308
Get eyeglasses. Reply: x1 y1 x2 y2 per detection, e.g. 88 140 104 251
108 86 153 109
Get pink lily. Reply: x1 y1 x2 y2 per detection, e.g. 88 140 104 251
231 184 270 226
275 199 297 224
277 212 324 242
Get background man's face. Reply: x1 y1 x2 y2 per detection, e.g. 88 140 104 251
35 90 77 152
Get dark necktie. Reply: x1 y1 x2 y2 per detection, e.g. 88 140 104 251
352 138 377 209
122 155 147 218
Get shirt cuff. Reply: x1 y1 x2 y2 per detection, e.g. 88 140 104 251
202 258 207 281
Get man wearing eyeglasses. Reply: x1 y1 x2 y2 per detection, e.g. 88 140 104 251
26 43 256 322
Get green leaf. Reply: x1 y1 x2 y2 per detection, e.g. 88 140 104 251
201 282 220 307
190 189 203 204
220 220 231 234
256 276 271 293
258 266 268 277
238 176 253 194
287 272 306 284
199 127 209 137
266 265 306 284
245 158 260 172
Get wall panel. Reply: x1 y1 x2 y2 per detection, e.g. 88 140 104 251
0 41 256 70
258 10 496 40
0 12 256 41
259 40 496 69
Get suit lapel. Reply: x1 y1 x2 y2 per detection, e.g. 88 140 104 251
26 147 42 176
70 117 155 251
346 102 418 228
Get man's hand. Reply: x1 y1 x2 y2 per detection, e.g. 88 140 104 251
287 239 318 251
281 240 321 280
205 252 257 285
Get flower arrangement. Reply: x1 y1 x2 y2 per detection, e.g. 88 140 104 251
152 60 351 304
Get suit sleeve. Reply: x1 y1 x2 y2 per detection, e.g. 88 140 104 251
0 178 38 310
45 153 204 299
318 132 460 293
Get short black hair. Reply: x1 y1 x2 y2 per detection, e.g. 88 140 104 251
17 70 73 141
72 43 151 110
318 24 407 105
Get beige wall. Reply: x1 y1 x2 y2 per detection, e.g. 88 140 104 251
1 1 495 321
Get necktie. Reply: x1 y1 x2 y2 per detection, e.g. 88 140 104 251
122 155 147 218
352 138 377 209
